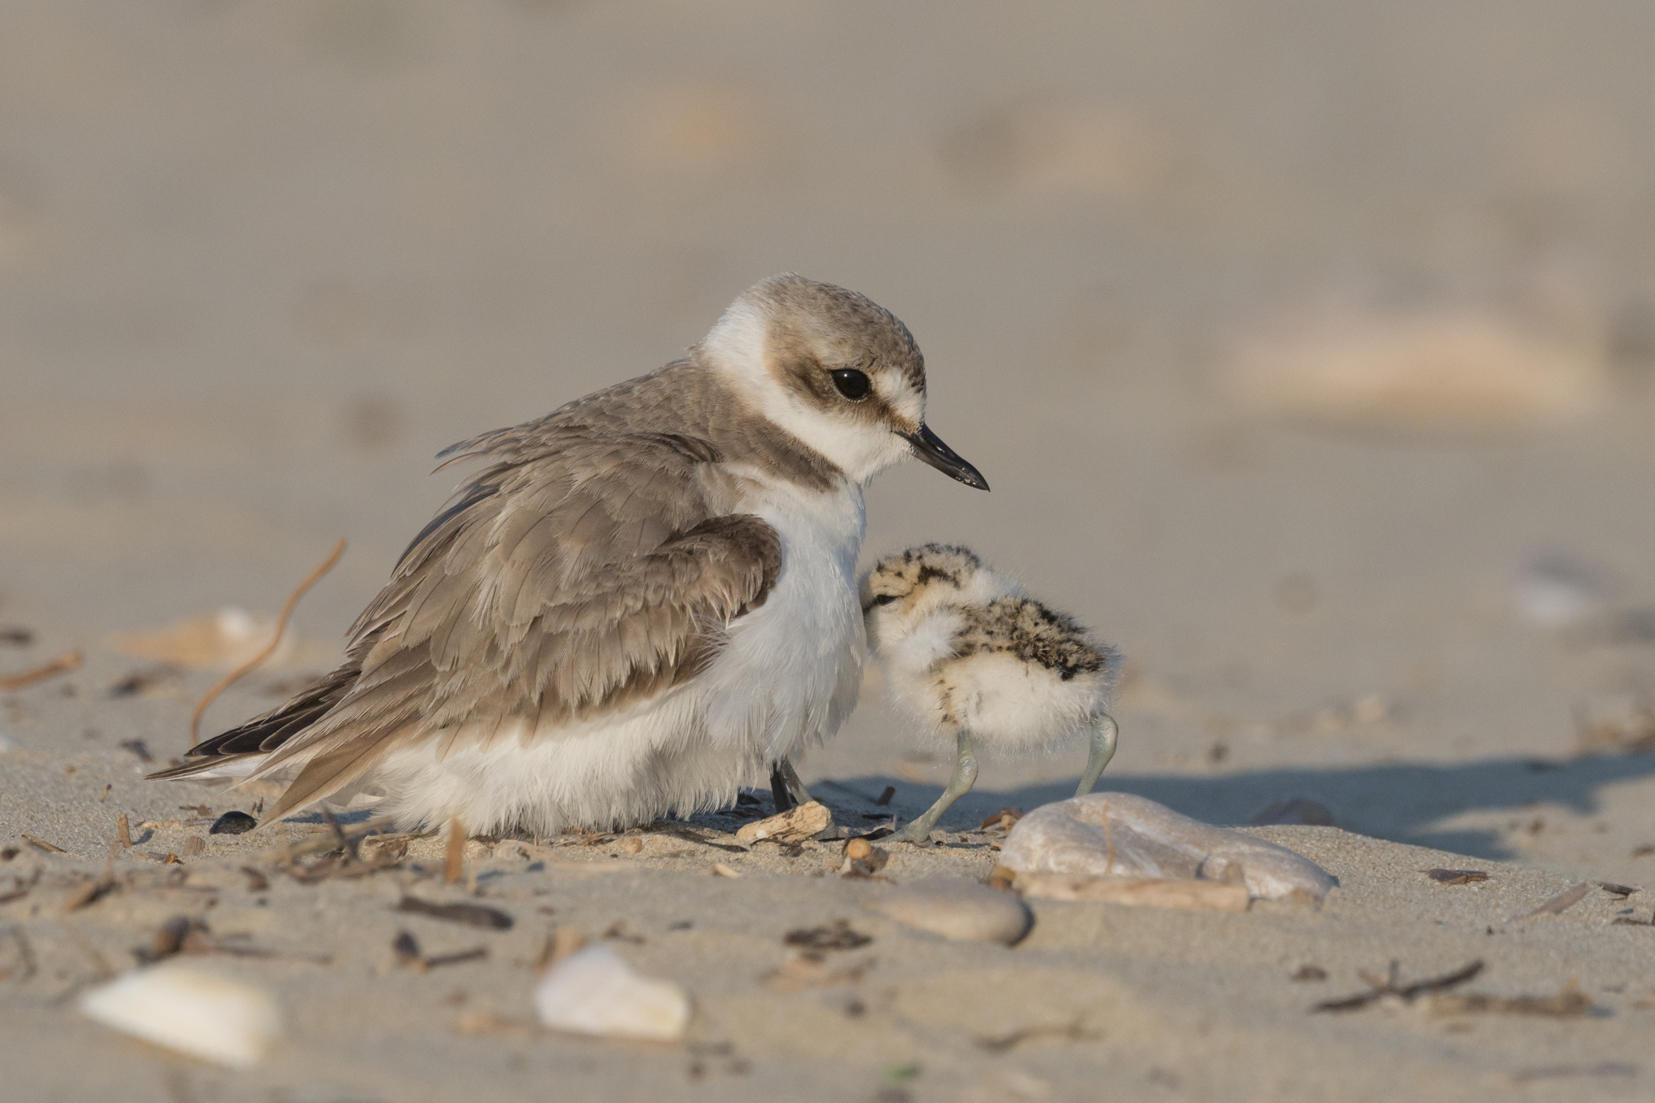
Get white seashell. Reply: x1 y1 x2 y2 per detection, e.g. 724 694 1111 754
78 965 282 1068
533 944 690 1042
999 792 1335 903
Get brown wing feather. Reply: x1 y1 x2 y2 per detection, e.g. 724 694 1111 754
244 444 778 823
155 364 800 823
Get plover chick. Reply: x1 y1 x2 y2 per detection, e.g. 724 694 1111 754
150 275 989 835
861 545 1121 845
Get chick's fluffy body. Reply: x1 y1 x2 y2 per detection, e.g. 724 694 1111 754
861 545 1119 754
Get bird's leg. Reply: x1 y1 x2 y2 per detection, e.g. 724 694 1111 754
1074 712 1119 798
778 757 813 806
769 757 812 812
888 731 978 845
769 762 795 813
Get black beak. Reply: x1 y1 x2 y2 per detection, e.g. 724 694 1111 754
901 424 990 491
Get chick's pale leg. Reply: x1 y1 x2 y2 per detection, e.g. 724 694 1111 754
889 731 978 844
1075 713 1119 798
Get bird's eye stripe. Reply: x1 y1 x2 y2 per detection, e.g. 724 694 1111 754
874 594 898 605
831 369 871 400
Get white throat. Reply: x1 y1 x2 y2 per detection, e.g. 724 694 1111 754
702 302 918 485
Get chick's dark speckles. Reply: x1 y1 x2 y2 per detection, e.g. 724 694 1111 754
956 598 1112 681
861 543 983 612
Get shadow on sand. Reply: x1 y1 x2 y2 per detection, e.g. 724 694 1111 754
815 752 1655 861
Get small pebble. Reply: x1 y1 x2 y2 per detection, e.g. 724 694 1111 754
621 837 643 854
533 944 690 1042
867 879 1033 945
79 965 282 1068
845 838 873 861
209 811 257 835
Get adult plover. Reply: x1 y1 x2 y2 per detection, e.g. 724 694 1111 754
151 275 989 835
860 545 1120 844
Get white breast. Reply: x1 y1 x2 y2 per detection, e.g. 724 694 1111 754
697 472 868 758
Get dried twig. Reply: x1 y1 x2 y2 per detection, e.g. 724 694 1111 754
188 539 345 746
975 1017 1098 1052
1314 959 1484 1012
0 650 82 691
444 817 465 885
20 834 65 855
423 947 487 969
1512 882 1590 921
395 896 513 930
1422 868 1488 884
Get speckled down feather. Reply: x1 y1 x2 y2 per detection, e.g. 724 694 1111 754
862 544 1120 751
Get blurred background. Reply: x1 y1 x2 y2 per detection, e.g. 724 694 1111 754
5 1 1655 873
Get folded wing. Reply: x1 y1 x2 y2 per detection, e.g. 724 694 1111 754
151 425 781 826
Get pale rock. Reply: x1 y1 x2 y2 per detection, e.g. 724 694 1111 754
868 879 1033 944
735 800 831 845
999 793 1335 903
533 944 690 1042
78 965 281 1068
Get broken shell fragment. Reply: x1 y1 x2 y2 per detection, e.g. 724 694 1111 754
735 800 832 845
533 944 690 1042
78 965 282 1068
868 879 1033 944
999 793 1335 903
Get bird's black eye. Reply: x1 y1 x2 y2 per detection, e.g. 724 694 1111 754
874 593 898 606
831 369 871 400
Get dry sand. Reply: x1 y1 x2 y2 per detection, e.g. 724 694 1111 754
7 2 1655 1100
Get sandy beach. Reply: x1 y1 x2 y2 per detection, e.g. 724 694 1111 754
6 3 1655 1100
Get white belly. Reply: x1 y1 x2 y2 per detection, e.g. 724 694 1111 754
697 476 867 759
358 478 868 834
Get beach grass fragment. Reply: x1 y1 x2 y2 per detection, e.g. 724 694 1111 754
1512 882 1590 921
395 895 512 930
0 650 82 691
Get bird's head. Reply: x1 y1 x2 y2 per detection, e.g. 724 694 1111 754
700 274 989 489
859 543 1014 655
